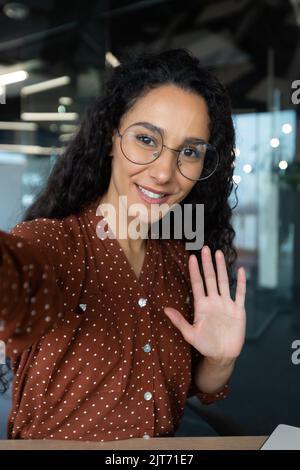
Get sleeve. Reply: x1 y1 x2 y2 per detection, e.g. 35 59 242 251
0 217 84 358
187 346 230 405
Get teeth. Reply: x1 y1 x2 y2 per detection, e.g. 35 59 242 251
138 185 166 199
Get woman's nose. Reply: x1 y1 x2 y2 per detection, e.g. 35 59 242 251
148 146 178 183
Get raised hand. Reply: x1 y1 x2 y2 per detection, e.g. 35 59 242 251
164 245 246 364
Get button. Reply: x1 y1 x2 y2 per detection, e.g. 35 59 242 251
138 297 147 308
143 434 151 439
143 343 152 353
144 391 152 401
79 303 87 311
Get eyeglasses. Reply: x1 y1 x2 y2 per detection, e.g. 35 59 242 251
116 123 219 181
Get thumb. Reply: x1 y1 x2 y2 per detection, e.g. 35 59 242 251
163 307 194 343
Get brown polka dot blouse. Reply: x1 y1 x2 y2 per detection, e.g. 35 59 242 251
0 198 229 441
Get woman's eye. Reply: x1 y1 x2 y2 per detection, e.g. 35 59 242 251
181 147 200 158
137 135 156 146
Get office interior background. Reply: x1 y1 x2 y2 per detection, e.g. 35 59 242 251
0 0 300 439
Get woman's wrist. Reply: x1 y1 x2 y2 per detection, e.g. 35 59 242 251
201 355 236 371
194 355 235 395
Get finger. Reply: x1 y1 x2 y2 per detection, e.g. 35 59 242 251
188 254 205 303
235 267 246 307
164 307 194 343
215 250 230 297
201 245 218 295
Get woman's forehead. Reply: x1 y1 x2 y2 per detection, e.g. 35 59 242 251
120 84 210 139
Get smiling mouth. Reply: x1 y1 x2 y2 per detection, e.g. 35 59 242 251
135 184 171 203
137 185 167 198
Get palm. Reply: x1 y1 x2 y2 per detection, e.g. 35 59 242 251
164 246 246 363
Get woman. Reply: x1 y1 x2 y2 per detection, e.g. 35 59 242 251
0 49 246 441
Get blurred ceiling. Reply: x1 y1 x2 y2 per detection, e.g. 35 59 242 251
0 0 299 125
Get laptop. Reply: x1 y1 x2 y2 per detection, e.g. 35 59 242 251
260 424 300 450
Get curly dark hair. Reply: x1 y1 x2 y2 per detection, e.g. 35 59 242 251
1 48 237 394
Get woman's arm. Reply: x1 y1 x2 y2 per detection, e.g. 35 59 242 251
186 346 231 404
0 218 84 357
194 356 234 394
164 246 246 404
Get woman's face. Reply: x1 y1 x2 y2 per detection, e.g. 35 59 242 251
106 84 210 225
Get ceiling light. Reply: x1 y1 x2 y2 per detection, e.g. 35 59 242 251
282 123 292 134
243 164 252 174
60 124 78 132
0 144 64 155
278 160 288 170
21 112 78 121
105 51 120 67
0 121 37 130
59 96 73 106
270 138 280 148
21 76 70 96
3 2 29 20
0 70 28 86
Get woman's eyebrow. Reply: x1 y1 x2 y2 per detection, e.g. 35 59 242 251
134 121 164 135
133 121 208 143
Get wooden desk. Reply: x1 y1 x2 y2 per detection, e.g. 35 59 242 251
0 436 267 450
